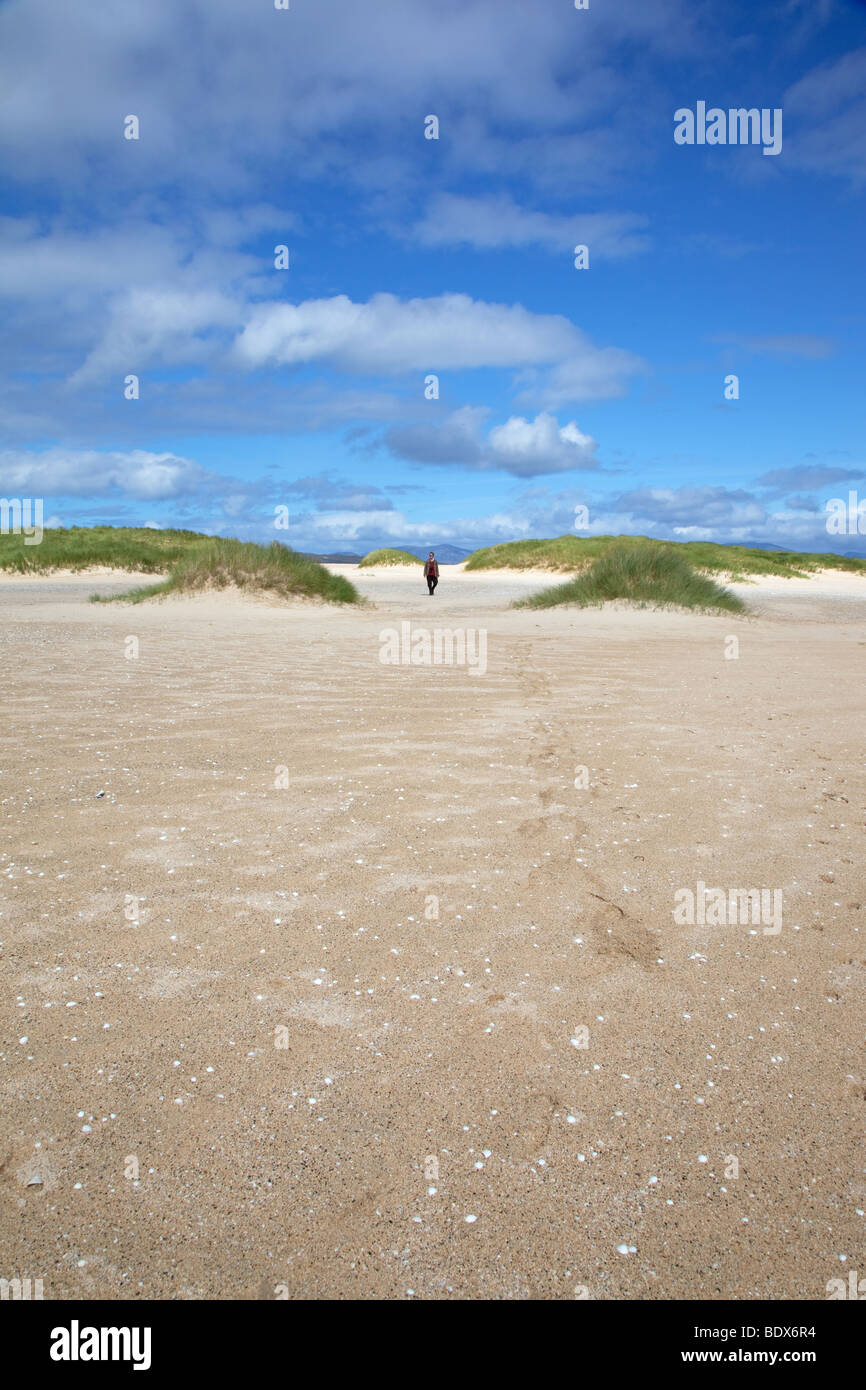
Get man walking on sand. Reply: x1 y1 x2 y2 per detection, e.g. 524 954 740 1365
424 551 439 596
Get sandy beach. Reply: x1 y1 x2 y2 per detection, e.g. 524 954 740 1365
1 565 863 1300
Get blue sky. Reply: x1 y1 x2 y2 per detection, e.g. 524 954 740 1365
2 0 865 553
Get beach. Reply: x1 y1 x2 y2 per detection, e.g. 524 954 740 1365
1 565 863 1300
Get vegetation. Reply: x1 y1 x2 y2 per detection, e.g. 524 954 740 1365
358 547 421 567
0 525 359 603
94 537 360 605
0 524 215 573
467 535 607 572
466 533 866 580
516 542 746 613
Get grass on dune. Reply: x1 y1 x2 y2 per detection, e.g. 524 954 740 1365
0 525 359 604
358 547 421 567
92 537 360 605
0 525 216 573
467 535 610 572
516 542 747 613
466 533 866 579
676 540 865 578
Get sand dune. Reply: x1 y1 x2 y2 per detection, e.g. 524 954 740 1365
1 566 863 1299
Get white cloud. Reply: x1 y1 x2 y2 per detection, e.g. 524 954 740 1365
233 292 581 374
615 486 767 529
38 280 644 412
230 292 643 408
292 507 536 546
409 194 650 259
63 287 643 409
0 0 698 193
0 220 224 302
386 407 599 477
0 210 294 390
518 348 646 407
0 448 223 500
784 46 866 184
22 278 640 400
70 287 242 383
487 414 598 474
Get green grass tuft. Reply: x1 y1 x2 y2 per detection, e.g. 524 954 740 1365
358 547 421 567
516 542 747 613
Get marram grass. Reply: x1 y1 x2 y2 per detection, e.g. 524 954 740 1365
467 533 866 580
358 547 421 567
516 542 747 613
0 525 214 574
94 537 360 605
0 527 358 604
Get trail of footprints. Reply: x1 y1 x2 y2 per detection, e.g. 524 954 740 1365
513 645 658 978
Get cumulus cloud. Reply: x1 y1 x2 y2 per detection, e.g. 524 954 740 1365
234 292 579 373
487 414 598 474
229 292 644 409
613 486 767 530
279 495 864 556
0 448 225 500
386 408 598 477
62 279 644 405
385 406 489 466
47 282 642 414
289 506 537 548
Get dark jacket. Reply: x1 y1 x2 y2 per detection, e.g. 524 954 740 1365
424 558 439 578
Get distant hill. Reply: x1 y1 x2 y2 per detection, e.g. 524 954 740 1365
396 544 473 564
304 543 473 565
740 539 866 560
298 550 364 564
737 540 788 552
300 542 475 564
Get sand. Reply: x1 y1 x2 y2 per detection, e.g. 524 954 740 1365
0 565 863 1300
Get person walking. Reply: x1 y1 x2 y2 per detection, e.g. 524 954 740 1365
424 551 439 596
